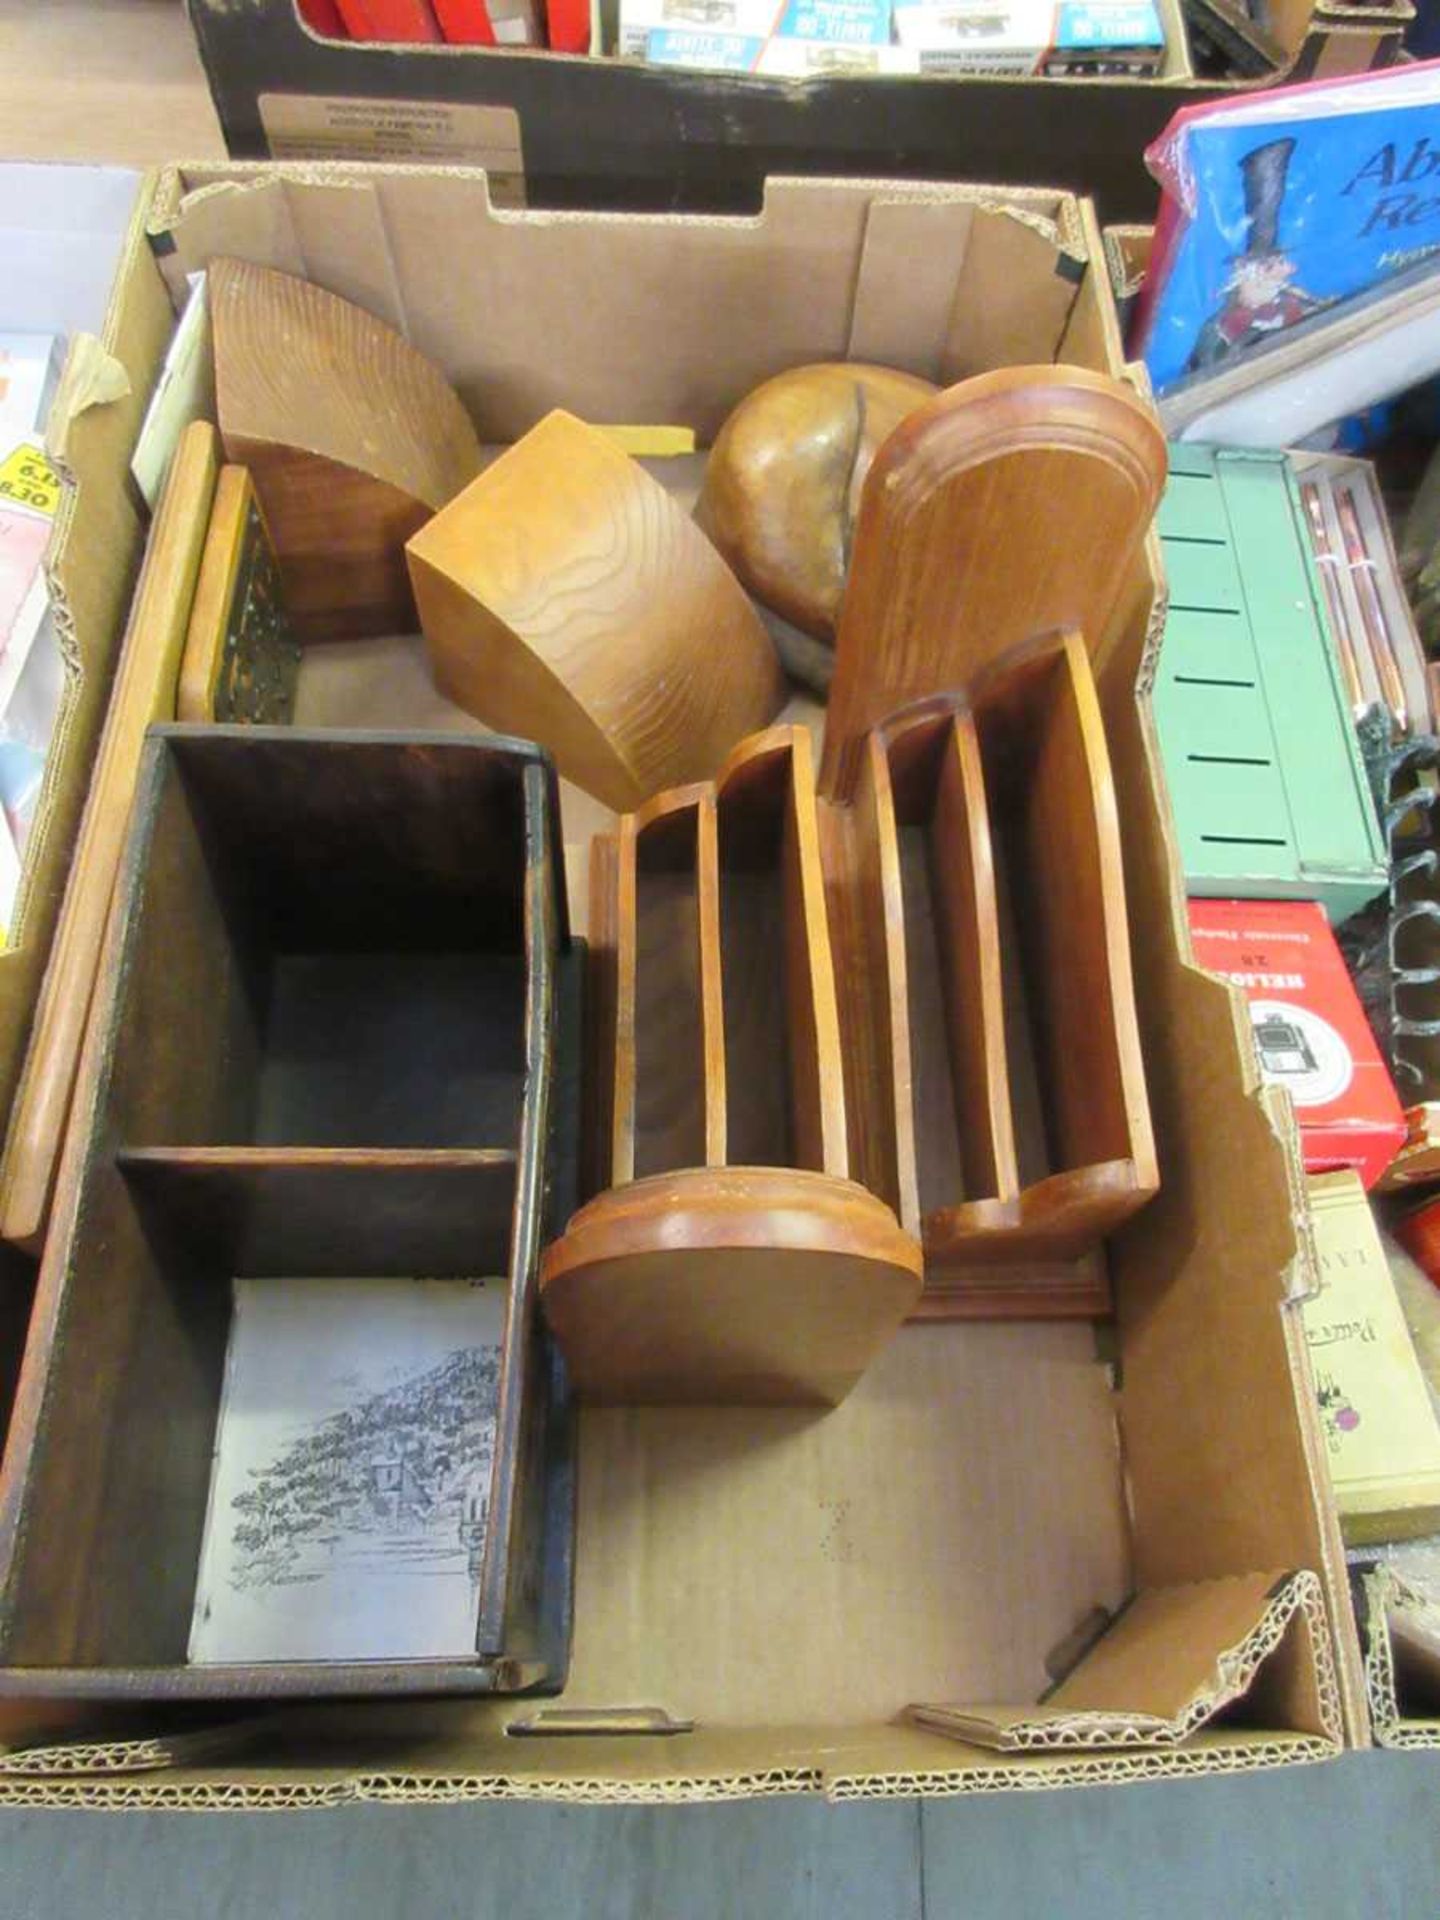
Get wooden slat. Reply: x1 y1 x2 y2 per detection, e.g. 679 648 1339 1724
695 790 727 1169
610 817 638 1187
929 710 1017 1208
117 1145 517 1278
782 728 847 1178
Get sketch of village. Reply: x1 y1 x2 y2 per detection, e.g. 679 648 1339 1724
226 1343 502 1596
190 1277 508 1665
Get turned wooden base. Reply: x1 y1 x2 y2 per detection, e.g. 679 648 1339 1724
540 1168 923 1406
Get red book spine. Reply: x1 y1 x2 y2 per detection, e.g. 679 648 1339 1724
546 0 589 51
295 0 350 34
432 0 499 42
336 0 443 39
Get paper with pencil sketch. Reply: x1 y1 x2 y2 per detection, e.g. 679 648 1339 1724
189 1276 506 1666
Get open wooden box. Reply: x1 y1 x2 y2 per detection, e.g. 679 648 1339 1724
0 727 579 1699
0 164 1362 1801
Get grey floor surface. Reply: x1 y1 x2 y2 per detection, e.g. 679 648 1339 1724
0 1749 1437 1917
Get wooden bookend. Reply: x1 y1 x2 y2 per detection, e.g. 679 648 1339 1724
406 409 785 810
0 419 221 1254
541 724 922 1406
818 364 1167 802
0 729 578 1700
210 257 482 641
177 465 300 724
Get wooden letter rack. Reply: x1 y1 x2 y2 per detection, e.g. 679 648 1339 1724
541 366 1167 1402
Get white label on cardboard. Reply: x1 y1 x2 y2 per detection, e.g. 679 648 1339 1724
259 95 526 208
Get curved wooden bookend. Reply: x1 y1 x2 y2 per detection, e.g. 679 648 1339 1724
210 257 483 641
818 363 1167 802
406 410 784 810
541 724 922 1404
541 1169 923 1406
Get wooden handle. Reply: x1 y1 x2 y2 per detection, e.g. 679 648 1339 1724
819 365 1166 801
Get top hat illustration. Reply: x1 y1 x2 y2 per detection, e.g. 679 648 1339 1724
1234 137 1296 261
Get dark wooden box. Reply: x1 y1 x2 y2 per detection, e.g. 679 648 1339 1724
0 726 579 1700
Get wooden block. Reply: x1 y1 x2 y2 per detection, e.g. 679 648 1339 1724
406 409 784 810
210 257 482 641
818 364 1166 801
176 465 300 724
695 362 937 639
539 1168 923 1406
0 420 220 1254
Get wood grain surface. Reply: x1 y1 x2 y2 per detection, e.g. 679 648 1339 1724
818 364 1167 800
117 1145 518 1278
407 409 784 809
0 419 219 1254
539 1167 923 1405
695 362 937 638
211 257 482 640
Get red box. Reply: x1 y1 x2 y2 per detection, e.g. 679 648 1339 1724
1187 899 1406 1190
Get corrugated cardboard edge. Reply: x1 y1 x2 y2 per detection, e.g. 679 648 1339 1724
0 1734 1341 1810
0 1715 269 1778
1361 1566 1440 1749
907 1571 1340 1752
1119 417 1370 1749
145 161 1080 263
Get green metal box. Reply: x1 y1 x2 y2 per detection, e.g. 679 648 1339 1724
1154 444 1388 925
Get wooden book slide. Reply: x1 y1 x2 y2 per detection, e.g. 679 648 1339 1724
542 726 923 1408
0 730 576 1700
543 365 1167 1401
211 257 482 641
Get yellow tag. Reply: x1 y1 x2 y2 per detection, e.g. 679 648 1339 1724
596 425 697 458
0 443 60 519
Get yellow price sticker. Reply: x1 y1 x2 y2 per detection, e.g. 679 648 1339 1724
0 442 60 519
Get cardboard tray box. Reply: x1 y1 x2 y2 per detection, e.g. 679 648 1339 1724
183 0 1411 226
0 163 1365 1803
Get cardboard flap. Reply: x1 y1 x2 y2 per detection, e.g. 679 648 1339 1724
908 1572 1332 1752
0 1711 269 1779
1362 1566 1440 1747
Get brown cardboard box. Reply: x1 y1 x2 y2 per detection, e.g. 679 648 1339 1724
184 0 1413 226
0 163 1364 1802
